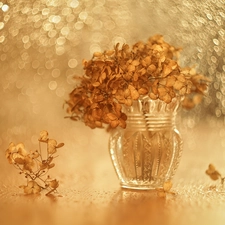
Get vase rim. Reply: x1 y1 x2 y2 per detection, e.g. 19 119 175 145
123 96 182 116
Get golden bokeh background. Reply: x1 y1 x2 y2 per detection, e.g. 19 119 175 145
1 0 225 177
1 0 225 161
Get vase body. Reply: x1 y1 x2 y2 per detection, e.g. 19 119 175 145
109 97 183 190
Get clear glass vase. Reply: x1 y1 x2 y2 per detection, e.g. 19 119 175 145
109 97 183 190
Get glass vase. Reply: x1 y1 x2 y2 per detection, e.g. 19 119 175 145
109 97 183 190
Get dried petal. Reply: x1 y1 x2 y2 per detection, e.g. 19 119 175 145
206 164 221 180
93 52 103 57
125 98 133 106
48 163 55 169
158 87 167 96
147 64 156 73
177 74 186 82
159 93 172 103
92 82 100 87
56 143 64 148
107 113 118 120
47 139 57 154
16 143 27 156
166 76 176 87
179 86 187 95
23 181 42 194
127 64 136 72
149 92 158 100
163 180 172 192
157 190 166 198
110 119 120 128
173 80 184 90
14 157 25 165
128 85 139 100
131 60 140 66
163 65 172 76
138 88 148 95
105 50 114 56
39 130 49 142
49 179 59 189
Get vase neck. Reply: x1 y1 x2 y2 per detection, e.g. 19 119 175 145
126 113 176 131
123 97 180 131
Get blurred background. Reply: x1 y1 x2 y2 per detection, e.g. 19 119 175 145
1 0 225 185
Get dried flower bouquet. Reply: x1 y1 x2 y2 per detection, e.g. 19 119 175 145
66 35 209 129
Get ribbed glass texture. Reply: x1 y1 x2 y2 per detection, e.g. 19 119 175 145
109 97 183 190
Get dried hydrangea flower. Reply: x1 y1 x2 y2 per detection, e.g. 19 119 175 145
157 180 174 197
206 164 221 181
48 179 59 189
45 179 59 195
39 130 49 142
22 180 42 195
66 35 210 129
205 164 225 189
5 142 27 164
5 131 64 196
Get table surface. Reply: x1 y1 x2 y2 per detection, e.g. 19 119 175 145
1 122 225 225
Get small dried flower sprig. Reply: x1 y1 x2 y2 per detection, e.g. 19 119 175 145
5 131 64 195
206 164 225 188
156 180 176 198
66 34 210 129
